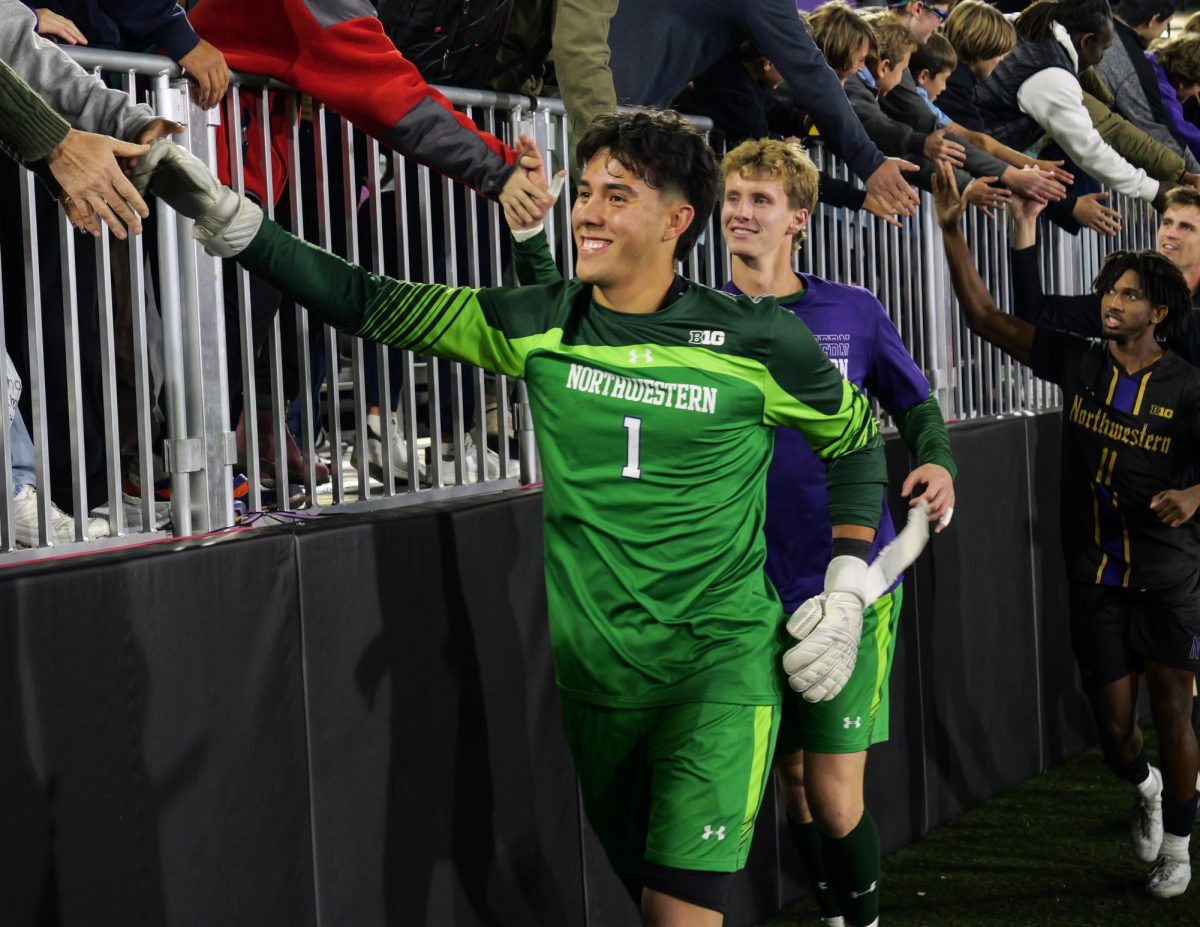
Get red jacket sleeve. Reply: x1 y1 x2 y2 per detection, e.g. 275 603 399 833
190 0 519 200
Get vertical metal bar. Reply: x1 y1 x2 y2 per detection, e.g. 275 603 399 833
313 102 343 503
481 110 515 479
173 76 234 532
22 174 53 545
394 152 421 490
289 95 318 509
417 164 444 486
441 173 467 484
365 136 396 496
94 221 124 536
341 117 369 502
226 84 262 514
151 78 192 536
0 240 14 550
57 209 88 539
126 74 155 535
260 88 288 511
462 106 492 481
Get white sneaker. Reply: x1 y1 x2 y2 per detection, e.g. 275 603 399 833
11 485 109 546
1132 766 1164 864
1147 853 1191 899
352 413 423 482
437 433 518 484
821 918 846 926
118 492 172 531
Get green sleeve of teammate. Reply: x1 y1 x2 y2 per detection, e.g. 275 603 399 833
0 58 71 165
892 394 957 479
512 229 565 286
239 218 568 378
763 309 886 527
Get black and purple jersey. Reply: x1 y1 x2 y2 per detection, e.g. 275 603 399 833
1033 329 1200 590
725 276 931 611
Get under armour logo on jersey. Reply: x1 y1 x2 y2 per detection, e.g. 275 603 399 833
688 329 725 346
843 716 862 729
629 348 654 364
701 825 726 841
849 880 878 899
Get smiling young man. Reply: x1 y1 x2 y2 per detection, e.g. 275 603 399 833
937 162 1200 899
501 138 947 927
1005 186 1200 349
130 112 889 926
720 138 955 927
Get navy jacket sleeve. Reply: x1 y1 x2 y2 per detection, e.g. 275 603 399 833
742 0 885 183
818 173 868 210
47 0 200 60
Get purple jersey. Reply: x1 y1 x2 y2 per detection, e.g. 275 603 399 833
724 276 931 611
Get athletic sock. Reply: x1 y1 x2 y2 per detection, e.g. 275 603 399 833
788 818 841 919
820 810 881 927
1113 749 1153 792
1163 794 1199 841
1161 832 1191 861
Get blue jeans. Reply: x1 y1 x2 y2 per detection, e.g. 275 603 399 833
8 411 36 495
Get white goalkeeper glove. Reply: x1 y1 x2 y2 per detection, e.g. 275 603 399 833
783 500 930 702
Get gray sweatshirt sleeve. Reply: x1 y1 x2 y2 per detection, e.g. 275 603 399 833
0 0 157 141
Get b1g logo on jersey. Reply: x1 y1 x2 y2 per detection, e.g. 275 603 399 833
1150 404 1175 419
688 329 726 347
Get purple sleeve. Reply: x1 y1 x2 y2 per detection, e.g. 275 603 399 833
1151 56 1200 163
864 298 931 414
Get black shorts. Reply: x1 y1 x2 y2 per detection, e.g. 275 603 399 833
1069 577 1200 693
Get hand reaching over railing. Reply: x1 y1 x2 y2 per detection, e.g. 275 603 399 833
47 128 150 239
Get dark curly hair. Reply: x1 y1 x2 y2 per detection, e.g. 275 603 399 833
1016 0 1112 42
576 110 718 261
1092 249 1190 338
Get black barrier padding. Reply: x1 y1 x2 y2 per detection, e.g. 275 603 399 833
865 435 932 853
0 413 1090 927
297 493 583 927
1027 413 1096 762
0 608 53 925
919 418 1044 829
0 531 314 927
581 815 640 926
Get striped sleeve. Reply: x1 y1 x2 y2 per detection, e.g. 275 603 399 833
238 219 543 378
763 308 886 527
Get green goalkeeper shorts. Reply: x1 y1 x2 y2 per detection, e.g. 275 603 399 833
560 698 779 875
776 584 903 756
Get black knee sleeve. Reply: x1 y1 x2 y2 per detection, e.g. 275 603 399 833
642 861 735 915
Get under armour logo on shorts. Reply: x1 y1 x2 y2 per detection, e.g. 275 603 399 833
701 825 726 841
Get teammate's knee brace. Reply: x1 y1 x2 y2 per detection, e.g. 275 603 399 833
642 861 735 915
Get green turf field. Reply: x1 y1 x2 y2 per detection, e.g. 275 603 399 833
761 729 1200 926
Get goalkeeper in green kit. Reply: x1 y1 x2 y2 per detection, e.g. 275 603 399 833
131 111 902 925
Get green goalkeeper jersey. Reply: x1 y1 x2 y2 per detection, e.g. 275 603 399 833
243 222 886 707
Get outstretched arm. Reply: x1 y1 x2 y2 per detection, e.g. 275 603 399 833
933 162 1035 366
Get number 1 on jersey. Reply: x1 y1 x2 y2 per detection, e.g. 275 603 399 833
622 415 642 479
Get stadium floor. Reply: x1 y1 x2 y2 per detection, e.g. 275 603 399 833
761 727 1200 926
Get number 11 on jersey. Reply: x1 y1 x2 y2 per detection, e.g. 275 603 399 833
622 416 642 479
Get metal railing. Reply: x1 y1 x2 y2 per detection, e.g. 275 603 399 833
0 46 1159 561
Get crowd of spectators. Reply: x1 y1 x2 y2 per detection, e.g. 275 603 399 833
2 0 1199 549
